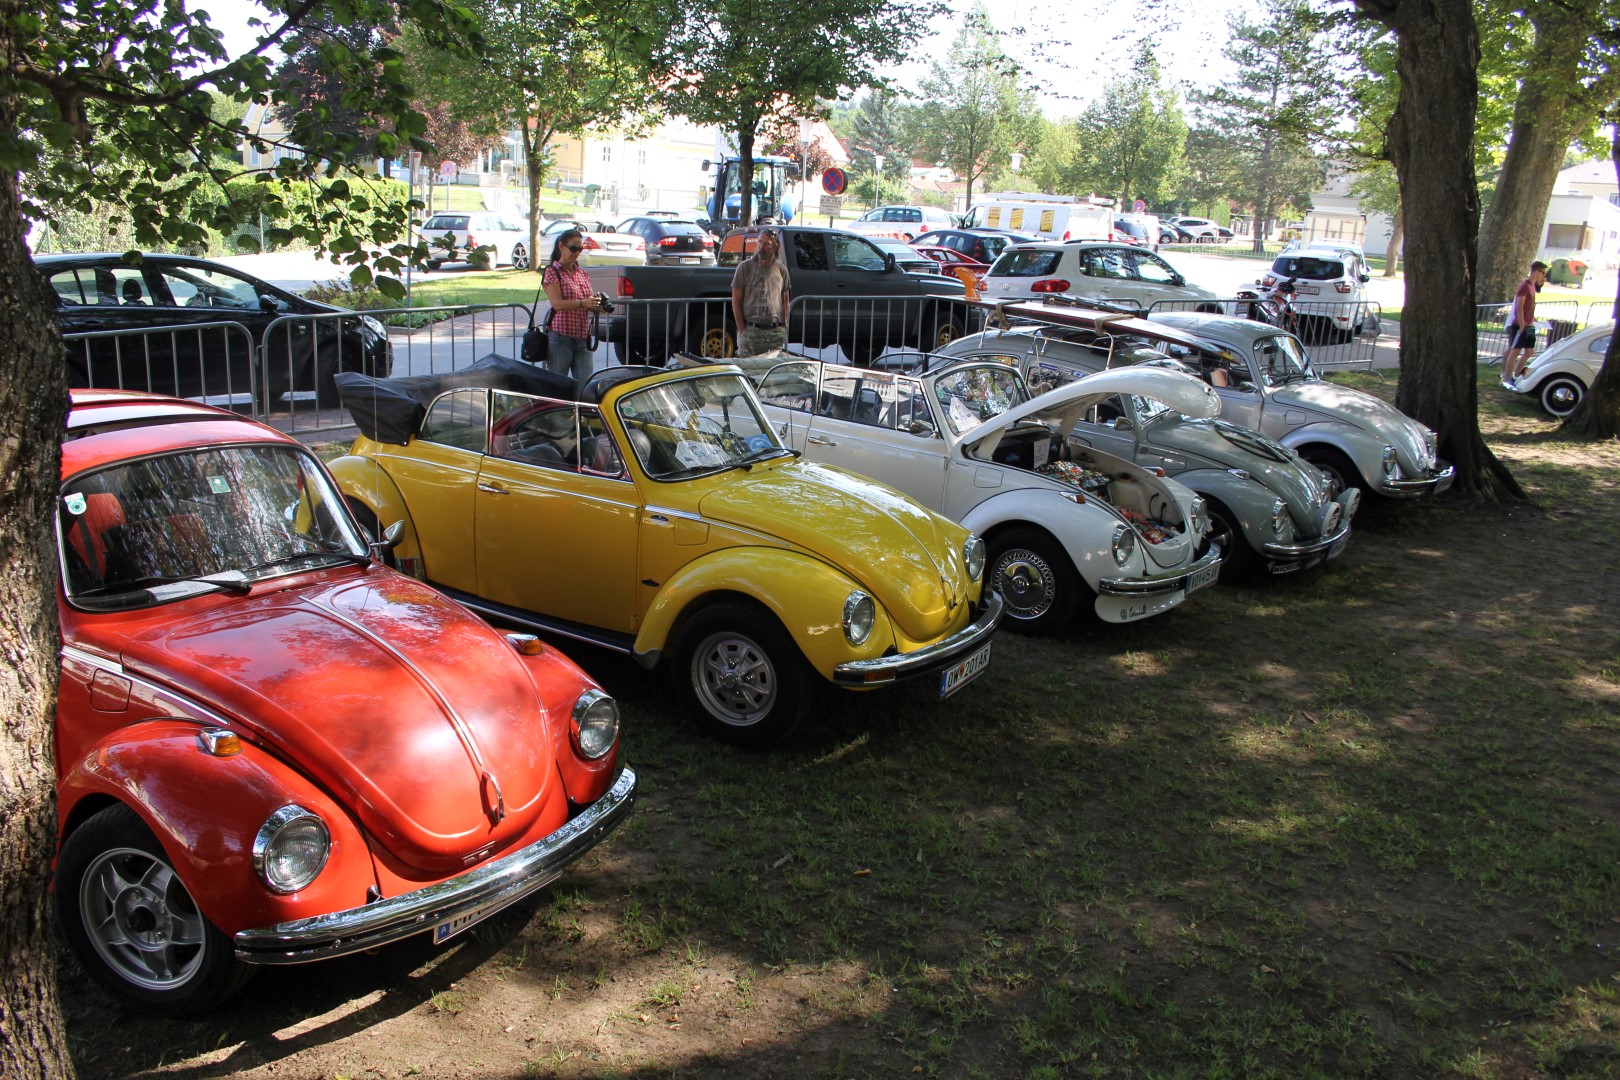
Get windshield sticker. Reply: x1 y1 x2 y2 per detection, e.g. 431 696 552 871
673 440 729 469
208 475 231 495
64 492 87 516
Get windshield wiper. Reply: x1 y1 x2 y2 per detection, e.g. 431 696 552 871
75 571 253 598
745 446 800 464
243 548 371 576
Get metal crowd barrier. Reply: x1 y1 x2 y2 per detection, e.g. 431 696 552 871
63 321 261 409
591 292 982 368
1473 299 1581 363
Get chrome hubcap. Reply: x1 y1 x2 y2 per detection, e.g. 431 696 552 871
693 633 776 725
995 550 1055 620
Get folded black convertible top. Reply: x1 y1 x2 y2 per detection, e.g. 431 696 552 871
335 353 577 444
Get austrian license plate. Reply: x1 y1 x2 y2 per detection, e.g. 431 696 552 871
1296 284 1319 294
433 895 521 945
1184 562 1220 596
939 642 992 699
680 256 699 264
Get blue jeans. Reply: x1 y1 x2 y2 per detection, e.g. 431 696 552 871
547 332 596 393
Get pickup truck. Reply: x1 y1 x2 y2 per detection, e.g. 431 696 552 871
586 225 974 366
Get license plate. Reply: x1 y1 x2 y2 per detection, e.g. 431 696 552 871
939 642 992 699
1327 536 1348 560
1296 284 1319 294
1184 562 1220 595
680 256 699 264
433 895 520 945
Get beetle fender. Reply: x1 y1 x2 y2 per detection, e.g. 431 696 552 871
326 453 423 563
959 488 1114 589
1278 422 1387 487
57 720 375 938
631 548 893 680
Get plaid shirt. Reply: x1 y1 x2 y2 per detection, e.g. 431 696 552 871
544 261 593 339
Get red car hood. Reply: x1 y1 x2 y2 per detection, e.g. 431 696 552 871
118 572 557 875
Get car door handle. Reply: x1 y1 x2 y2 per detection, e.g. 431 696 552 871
477 481 507 495
807 435 837 447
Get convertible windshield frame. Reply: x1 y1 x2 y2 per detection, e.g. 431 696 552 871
614 373 785 482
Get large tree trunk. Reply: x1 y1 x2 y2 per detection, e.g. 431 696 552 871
0 82 77 1079
1474 5 1590 304
1383 208 1403 276
1561 122 1620 439
1356 0 1523 500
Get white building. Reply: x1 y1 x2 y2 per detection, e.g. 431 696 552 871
1539 159 1620 267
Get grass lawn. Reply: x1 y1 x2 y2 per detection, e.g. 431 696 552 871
65 368 1620 1079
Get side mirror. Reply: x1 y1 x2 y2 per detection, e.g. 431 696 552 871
1112 417 1133 431
370 520 405 560
258 294 279 313
883 254 897 273
1359 273 1370 283
1171 274 1185 286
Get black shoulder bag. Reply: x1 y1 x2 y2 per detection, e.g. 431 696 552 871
521 266 556 364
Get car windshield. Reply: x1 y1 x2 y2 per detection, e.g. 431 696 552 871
991 250 1061 277
615 373 787 480
1253 334 1315 387
60 445 368 611
931 364 1028 435
1271 256 1344 281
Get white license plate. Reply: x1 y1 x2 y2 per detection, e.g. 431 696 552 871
1296 284 1319 294
1184 562 1220 595
680 256 699 264
1327 536 1348 560
433 895 519 945
939 642 992 699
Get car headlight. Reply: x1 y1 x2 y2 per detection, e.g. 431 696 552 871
360 315 386 337
253 806 330 894
962 535 986 583
842 590 877 646
1190 495 1209 536
1422 428 1438 464
1110 523 1136 567
1381 445 1399 480
571 689 619 760
1270 498 1294 539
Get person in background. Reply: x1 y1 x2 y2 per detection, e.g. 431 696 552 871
542 228 603 392
730 228 790 357
1502 259 1548 385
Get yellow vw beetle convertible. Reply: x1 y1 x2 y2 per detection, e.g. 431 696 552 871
329 357 1002 746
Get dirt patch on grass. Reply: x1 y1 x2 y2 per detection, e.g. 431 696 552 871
64 372 1620 1079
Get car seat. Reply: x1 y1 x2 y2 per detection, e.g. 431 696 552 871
121 280 146 305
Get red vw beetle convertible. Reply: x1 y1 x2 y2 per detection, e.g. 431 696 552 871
53 389 636 1015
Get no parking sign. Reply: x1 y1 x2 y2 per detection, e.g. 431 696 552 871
822 168 847 196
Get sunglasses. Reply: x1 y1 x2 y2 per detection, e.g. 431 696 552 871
565 245 584 253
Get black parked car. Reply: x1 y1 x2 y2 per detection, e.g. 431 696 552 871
39 253 392 408
908 228 1041 266
615 216 717 266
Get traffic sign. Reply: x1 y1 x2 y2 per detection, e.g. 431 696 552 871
440 160 459 178
822 168 847 196
1132 199 1146 213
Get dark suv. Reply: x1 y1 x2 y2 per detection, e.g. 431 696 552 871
616 217 716 266
908 228 1040 266
39 253 392 409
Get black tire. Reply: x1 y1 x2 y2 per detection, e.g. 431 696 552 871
1539 375 1585 418
1299 446 1363 499
425 259 443 271
1203 498 1256 581
613 337 661 364
687 310 736 359
510 243 530 271
673 602 813 748
55 805 251 1017
988 527 1081 634
843 336 886 366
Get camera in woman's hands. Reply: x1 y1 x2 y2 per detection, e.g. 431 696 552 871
595 292 615 314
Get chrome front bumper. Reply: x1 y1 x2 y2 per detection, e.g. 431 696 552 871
1262 490 1360 563
833 591 1004 687
1380 462 1456 498
235 767 637 964
1098 544 1223 598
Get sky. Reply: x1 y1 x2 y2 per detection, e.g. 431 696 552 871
198 0 1264 120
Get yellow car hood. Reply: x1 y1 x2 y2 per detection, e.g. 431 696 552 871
696 461 971 642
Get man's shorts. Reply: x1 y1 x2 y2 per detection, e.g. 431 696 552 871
1507 324 1536 350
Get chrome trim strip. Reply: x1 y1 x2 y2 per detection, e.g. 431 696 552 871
1097 544 1223 596
58 646 236 729
832 591 1003 687
234 767 637 964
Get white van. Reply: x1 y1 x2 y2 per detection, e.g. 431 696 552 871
961 194 1113 242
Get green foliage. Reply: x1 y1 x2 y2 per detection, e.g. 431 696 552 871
1192 0 1335 240
907 5 1042 205
7 0 480 287
1065 45 1187 208
847 89 914 184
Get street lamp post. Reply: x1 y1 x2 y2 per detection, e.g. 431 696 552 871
873 153 885 206
798 117 811 223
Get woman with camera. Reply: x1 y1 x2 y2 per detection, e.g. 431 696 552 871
542 228 605 393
